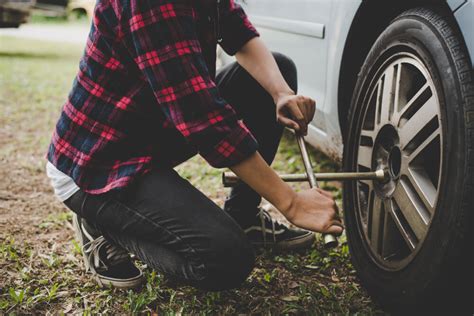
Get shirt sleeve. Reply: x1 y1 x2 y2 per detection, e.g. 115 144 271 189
122 1 258 168
218 0 260 56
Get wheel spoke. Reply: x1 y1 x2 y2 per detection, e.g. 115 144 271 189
359 179 373 188
369 194 385 253
374 81 384 126
392 178 430 241
358 146 372 169
407 127 441 163
392 63 403 117
362 87 379 131
405 169 436 213
399 95 438 148
386 200 417 251
396 83 431 121
379 65 397 124
360 129 376 140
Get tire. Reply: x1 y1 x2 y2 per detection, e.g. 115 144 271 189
343 7 473 312
68 8 88 21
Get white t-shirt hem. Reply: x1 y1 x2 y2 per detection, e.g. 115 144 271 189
46 161 80 202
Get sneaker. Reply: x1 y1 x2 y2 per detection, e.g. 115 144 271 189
240 208 315 251
72 214 144 289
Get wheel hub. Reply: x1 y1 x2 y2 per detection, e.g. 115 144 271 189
388 146 402 179
372 124 400 197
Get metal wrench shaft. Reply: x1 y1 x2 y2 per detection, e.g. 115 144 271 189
296 135 338 248
222 170 386 186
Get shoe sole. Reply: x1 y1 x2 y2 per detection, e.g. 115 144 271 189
252 232 316 251
72 214 145 289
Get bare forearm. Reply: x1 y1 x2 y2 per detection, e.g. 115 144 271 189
230 152 295 215
236 37 294 103
229 152 343 234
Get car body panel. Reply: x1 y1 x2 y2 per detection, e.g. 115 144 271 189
244 0 331 125
447 0 467 10
240 0 359 162
454 0 474 67
231 0 473 162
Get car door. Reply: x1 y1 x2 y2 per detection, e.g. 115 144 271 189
238 0 332 132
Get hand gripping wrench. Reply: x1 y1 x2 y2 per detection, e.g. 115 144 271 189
296 135 339 248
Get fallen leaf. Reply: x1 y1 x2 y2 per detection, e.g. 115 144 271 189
304 265 319 270
63 302 73 314
280 295 299 302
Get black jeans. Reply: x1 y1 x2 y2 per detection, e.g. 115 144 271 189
64 52 298 291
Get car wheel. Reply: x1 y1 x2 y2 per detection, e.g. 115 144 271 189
343 7 473 312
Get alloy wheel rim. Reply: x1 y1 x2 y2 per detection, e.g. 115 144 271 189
356 52 443 270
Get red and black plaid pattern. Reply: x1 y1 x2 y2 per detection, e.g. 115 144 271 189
47 0 260 194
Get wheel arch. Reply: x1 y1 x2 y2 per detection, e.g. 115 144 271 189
69 7 88 16
337 0 455 142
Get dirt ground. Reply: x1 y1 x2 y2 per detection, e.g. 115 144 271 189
0 34 382 314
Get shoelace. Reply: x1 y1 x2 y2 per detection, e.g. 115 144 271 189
257 208 284 246
82 236 129 274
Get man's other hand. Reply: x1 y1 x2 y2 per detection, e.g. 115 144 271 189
275 93 316 135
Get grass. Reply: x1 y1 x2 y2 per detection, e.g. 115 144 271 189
0 34 383 314
29 12 90 25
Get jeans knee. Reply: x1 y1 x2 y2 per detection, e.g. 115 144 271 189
272 52 298 93
228 239 255 284
197 236 255 291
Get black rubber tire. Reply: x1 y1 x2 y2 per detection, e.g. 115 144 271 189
343 7 473 313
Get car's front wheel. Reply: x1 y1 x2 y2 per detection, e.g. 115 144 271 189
343 7 473 312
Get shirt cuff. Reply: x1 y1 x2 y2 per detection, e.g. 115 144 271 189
200 121 259 168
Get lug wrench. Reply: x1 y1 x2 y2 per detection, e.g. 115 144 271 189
296 135 339 248
222 169 386 186
222 136 389 248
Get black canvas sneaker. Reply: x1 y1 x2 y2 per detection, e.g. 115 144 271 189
72 214 144 289
229 207 315 250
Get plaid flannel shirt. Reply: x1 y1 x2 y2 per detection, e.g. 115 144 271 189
47 0 260 194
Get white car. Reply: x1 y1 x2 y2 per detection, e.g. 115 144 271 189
230 0 473 312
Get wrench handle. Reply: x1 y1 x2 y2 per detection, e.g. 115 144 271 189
296 135 338 248
296 136 319 188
